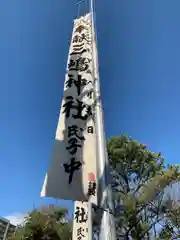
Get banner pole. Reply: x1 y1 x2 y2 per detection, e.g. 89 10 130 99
89 0 116 239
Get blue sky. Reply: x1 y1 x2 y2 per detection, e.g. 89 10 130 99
1 0 180 224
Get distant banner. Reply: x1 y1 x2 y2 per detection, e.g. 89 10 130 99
72 201 88 240
41 13 97 204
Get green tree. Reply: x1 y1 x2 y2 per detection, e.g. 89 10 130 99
157 197 180 239
107 135 180 239
9 205 72 240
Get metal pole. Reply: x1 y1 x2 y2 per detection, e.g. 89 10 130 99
89 0 116 239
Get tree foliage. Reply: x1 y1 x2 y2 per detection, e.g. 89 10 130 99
107 135 180 239
9 205 72 240
157 199 180 239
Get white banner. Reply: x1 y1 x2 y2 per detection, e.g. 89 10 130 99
41 13 97 204
72 201 88 240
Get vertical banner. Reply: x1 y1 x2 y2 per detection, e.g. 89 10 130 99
73 201 88 240
41 13 97 204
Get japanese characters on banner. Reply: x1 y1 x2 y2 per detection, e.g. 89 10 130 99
41 13 97 205
73 201 88 240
